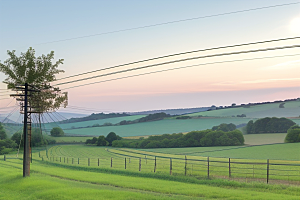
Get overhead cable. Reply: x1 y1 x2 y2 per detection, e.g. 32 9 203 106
60 53 300 90
56 36 300 81
55 45 300 86
37 2 300 45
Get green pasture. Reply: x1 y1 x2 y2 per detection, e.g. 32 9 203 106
243 133 287 145
62 118 253 137
139 143 300 160
2 155 300 199
186 101 300 118
31 144 300 183
44 135 93 143
43 115 146 130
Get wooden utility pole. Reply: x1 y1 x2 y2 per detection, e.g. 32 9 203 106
11 83 38 177
22 83 30 177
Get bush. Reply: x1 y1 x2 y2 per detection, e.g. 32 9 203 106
285 126 300 143
246 117 295 134
112 129 244 148
50 127 64 137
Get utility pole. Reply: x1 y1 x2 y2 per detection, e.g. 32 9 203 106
23 83 30 177
11 83 39 177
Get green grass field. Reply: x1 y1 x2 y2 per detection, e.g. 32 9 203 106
44 135 93 143
140 143 300 160
44 115 146 130
22 143 299 184
186 101 300 118
62 118 253 137
1 155 300 199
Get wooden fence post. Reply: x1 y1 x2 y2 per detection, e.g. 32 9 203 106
170 158 172 175
207 157 210 179
42 156 44 161
78 158 80 165
111 157 113 168
229 158 231 178
72 158 74 164
98 158 100 166
88 158 90 166
267 159 269 184
67 157 68 164
60 157 61 162
64 157 65 163
154 156 157 172
145 155 147 164
139 157 141 171
125 157 127 169
185 155 187 176
39 151 41 158
4 155 6 161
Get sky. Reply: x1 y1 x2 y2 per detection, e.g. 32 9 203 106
0 0 300 113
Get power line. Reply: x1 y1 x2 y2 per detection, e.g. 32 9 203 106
56 36 300 81
61 53 300 90
55 45 300 86
36 2 300 45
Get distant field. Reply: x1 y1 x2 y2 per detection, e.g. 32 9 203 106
186 101 300 118
243 133 287 145
44 115 146 129
44 135 93 143
141 143 300 160
63 118 253 137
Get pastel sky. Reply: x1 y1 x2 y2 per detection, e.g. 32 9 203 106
0 0 300 113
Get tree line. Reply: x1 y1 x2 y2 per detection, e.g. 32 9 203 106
61 112 130 124
85 132 122 146
0 122 56 155
112 124 244 148
246 117 295 134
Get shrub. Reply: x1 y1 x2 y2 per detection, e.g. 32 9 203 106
50 127 64 137
285 127 300 143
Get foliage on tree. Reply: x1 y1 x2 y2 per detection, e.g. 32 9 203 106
285 125 300 143
212 123 236 132
61 112 130 124
138 112 170 123
105 132 118 146
176 116 191 119
0 123 7 140
97 136 108 146
0 47 67 113
85 133 122 146
0 139 17 155
112 129 244 148
246 117 295 134
11 128 55 147
50 127 64 137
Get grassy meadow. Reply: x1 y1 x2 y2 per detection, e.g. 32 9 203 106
44 115 146 130
62 118 253 137
1 153 300 200
186 101 300 118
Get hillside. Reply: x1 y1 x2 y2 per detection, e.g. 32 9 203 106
186 100 300 118
129 107 210 115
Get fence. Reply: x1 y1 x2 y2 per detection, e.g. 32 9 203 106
3 150 300 184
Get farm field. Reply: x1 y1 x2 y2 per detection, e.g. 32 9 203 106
140 143 300 160
62 118 254 137
44 135 93 143
27 144 300 184
243 133 287 145
186 101 300 118
43 115 146 130
1 155 300 200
